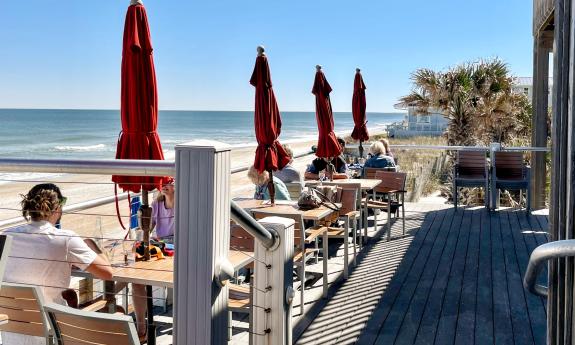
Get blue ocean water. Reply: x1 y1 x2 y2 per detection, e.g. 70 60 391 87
0 109 404 161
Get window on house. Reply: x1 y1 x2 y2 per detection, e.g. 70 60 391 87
417 115 431 123
523 87 529 96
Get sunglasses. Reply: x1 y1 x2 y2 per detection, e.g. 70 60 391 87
59 197 67 207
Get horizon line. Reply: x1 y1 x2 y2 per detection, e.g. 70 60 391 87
0 107 406 114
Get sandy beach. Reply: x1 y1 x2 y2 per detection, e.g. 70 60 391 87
0 138 321 238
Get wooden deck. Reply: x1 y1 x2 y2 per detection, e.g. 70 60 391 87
296 203 549 345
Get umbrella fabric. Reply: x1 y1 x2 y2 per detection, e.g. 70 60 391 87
250 55 290 173
351 72 369 141
112 4 165 193
312 70 342 158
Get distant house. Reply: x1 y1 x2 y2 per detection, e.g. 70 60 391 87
511 76 552 106
386 106 448 138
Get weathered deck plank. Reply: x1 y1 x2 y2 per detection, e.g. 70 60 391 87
500 211 534 345
433 208 471 345
299 206 548 345
454 209 481 345
475 208 494 345
508 211 546 345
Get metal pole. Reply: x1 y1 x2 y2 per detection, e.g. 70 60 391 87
230 201 279 250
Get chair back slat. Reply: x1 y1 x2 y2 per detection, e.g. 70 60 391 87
284 182 303 200
364 167 395 180
0 283 49 338
457 151 487 177
494 152 524 178
322 182 361 214
374 171 407 193
45 303 138 345
230 223 255 252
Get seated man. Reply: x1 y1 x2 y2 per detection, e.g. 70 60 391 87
304 156 348 180
2 183 114 345
362 141 396 177
275 144 303 184
305 137 348 180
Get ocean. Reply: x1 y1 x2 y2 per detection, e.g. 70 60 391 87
0 109 404 182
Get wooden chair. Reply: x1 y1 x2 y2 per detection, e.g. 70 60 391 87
228 223 254 341
491 151 531 211
251 211 326 315
365 171 407 241
284 182 304 200
44 303 139 345
453 151 490 209
0 283 52 344
321 184 360 278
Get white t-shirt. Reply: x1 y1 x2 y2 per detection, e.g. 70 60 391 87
1 221 97 345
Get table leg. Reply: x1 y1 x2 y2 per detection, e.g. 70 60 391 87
147 285 156 345
104 281 117 314
322 231 328 298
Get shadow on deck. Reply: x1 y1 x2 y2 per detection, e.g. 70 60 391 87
295 205 549 345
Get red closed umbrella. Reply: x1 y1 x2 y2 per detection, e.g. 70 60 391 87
250 46 290 204
312 66 342 158
112 2 165 193
351 68 369 157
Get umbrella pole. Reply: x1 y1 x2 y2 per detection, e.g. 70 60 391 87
139 188 157 345
267 169 276 205
140 189 152 261
359 140 364 159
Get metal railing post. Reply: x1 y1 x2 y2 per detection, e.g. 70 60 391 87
252 217 294 345
173 140 231 345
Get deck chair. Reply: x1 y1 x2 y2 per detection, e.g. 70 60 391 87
491 151 531 211
322 184 360 279
284 182 304 200
453 151 490 209
228 223 254 341
44 303 139 345
365 171 407 241
251 211 326 315
0 283 52 344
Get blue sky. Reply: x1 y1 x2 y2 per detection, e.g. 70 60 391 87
0 0 532 112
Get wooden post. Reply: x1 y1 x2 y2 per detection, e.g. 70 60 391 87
531 30 553 210
252 217 294 345
548 1 572 343
173 140 231 345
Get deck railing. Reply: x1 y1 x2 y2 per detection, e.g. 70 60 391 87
0 141 295 345
0 142 551 344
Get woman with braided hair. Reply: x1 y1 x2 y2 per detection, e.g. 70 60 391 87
2 183 113 345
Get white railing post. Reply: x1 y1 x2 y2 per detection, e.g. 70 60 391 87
252 217 295 345
173 140 231 345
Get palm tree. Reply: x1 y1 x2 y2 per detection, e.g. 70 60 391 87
397 58 531 147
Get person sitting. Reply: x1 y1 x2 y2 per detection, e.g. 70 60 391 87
362 141 396 176
2 183 113 345
304 157 348 180
379 138 394 158
304 137 348 180
274 144 303 184
248 165 291 201
151 176 175 239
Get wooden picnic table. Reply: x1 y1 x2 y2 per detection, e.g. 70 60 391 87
105 249 252 289
233 198 339 221
234 198 341 298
